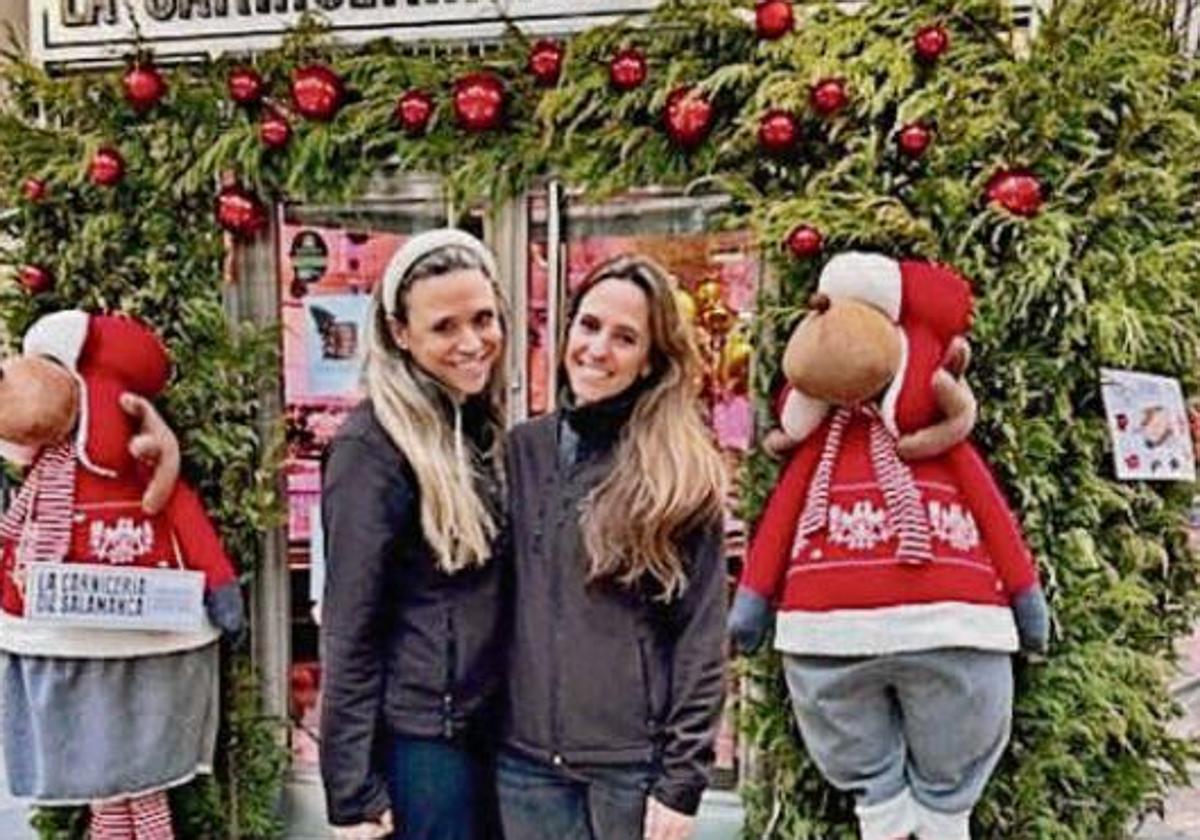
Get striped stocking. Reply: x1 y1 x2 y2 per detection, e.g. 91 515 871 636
129 792 175 840
89 801 133 840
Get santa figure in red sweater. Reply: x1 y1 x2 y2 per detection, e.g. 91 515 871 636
0 310 243 840
729 253 1049 840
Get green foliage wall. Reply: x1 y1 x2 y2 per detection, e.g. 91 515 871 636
3 0 1199 837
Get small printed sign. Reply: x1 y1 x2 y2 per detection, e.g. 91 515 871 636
1100 368 1196 482
24 564 207 632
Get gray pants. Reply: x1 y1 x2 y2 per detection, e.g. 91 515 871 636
783 649 1012 840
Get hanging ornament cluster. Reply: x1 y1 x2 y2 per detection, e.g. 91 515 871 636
755 1 795 40
609 47 647 91
18 264 53 294
123 63 166 112
528 40 565 87
454 72 506 132
291 64 344 121
229 66 265 105
986 169 1044 217
395 89 435 136
215 183 268 238
89 147 125 186
664 86 713 149
677 278 749 401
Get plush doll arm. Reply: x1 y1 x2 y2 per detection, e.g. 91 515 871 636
896 368 977 461
119 393 181 515
947 443 1048 652
730 432 825 653
164 483 243 637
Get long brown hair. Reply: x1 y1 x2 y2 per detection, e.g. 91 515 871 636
567 255 726 601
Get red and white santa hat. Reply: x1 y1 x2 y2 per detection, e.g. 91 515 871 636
780 251 974 441
23 310 171 476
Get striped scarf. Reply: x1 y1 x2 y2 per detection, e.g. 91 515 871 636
797 406 933 563
0 440 77 566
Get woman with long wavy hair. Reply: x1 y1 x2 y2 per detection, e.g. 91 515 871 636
319 229 508 840
500 255 728 840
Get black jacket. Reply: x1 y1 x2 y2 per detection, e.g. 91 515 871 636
319 400 506 826
502 410 727 816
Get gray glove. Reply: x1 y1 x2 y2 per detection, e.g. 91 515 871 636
205 582 246 643
728 586 772 655
1012 586 1049 655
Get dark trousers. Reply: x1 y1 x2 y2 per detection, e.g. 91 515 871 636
386 733 498 840
495 750 655 840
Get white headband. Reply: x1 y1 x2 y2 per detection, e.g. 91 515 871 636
380 228 499 317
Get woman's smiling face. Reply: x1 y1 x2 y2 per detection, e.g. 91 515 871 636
389 267 503 399
564 278 652 405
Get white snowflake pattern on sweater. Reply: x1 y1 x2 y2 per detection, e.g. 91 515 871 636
927 501 980 551
828 501 894 550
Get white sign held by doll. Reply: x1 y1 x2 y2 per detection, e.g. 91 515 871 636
25 563 206 631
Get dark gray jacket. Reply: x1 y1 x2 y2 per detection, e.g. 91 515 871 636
319 401 506 826
502 412 727 816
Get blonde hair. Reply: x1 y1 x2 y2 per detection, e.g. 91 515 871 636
569 255 727 601
365 243 507 573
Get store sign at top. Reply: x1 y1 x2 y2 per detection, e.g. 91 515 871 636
30 0 660 65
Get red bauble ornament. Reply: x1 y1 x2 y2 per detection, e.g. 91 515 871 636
22 177 47 203
897 122 933 158
123 63 166 112
260 110 291 149
755 1 794 40
291 64 344 121
453 72 505 133
786 224 824 259
758 110 799 155
18 264 52 294
664 86 714 149
228 66 265 105
395 89 434 136
986 170 1044 217
528 40 564 87
88 147 125 187
609 48 647 91
215 184 268 238
914 24 951 63
810 78 849 116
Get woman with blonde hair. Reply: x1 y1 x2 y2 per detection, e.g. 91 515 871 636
319 229 508 840
499 255 729 840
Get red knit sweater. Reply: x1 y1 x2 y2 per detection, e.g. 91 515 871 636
742 414 1039 656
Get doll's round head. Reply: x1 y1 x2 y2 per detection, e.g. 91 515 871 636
782 292 902 407
777 252 976 443
0 355 79 449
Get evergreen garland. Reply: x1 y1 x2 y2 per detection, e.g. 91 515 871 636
2 0 1199 836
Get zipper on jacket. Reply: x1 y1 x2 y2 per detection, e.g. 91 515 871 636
549 443 566 765
443 605 457 739
637 636 659 735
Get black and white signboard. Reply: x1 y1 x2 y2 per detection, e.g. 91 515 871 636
30 0 659 65
24 563 208 632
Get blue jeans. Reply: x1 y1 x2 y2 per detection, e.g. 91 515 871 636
386 734 498 840
496 750 656 840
